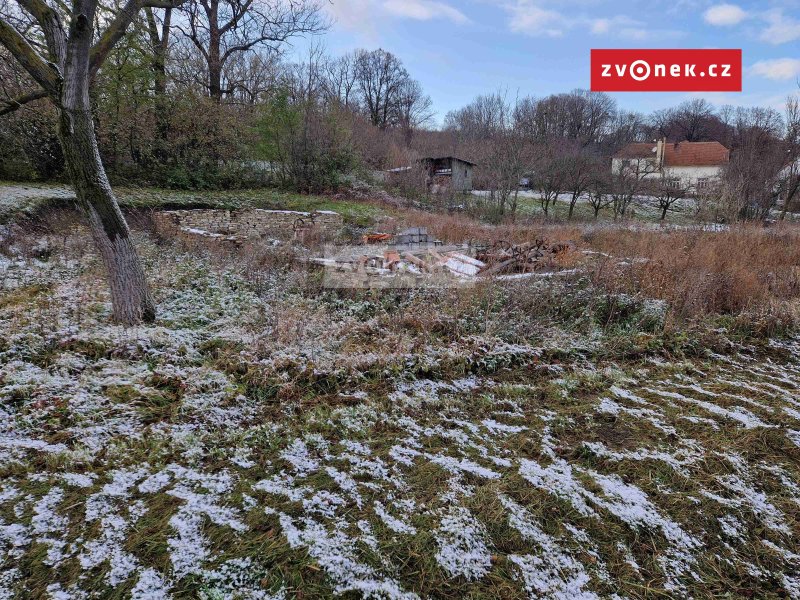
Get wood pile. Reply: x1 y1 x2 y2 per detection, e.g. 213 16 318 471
476 239 575 276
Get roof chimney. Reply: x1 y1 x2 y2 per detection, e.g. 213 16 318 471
656 138 665 168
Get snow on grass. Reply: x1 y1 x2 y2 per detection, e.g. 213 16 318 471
275 512 419 599
130 568 171 600
4 237 800 598
501 495 598 599
645 387 772 429
519 459 596 517
519 457 701 590
433 504 492 581
582 441 702 476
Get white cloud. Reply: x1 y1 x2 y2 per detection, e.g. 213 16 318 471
505 2 567 37
326 0 380 34
503 2 685 40
759 9 800 45
703 3 747 26
750 58 800 81
590 18 611 34
326 0 468 36
587 15 683 41
382 0 469 24
590 16 639 35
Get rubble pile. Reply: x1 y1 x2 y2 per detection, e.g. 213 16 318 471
476 239 576 276
314 228 577 286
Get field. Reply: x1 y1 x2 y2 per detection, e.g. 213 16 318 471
1 193 800 599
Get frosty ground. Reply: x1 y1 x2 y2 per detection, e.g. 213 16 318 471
1 217 799 599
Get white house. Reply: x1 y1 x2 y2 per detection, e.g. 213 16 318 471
612 139 730 192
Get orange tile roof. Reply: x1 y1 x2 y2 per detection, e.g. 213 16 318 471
614 141 730 167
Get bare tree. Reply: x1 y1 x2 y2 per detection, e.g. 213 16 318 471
610 157 657 220
534 145 570 217
394 78 433 142
354 48 407 129
650 173 690 221
779 94 800 219
0 0 170 324
718 106 785 220
586 171 614 219
445 92 530 218
650 98 722 142
562 145 600 219
513 89 615 147
323 53 358 108
176 0 325 100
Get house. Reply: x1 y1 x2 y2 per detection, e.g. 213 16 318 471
421 156 476 194
612 139 730 191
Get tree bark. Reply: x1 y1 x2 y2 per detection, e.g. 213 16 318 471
2 0 158 326
206 0 222 100
58 2 155 324
58 106 156 324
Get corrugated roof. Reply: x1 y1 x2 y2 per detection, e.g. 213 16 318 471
614 141 730 167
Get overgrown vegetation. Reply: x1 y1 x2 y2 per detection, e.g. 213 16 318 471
1 214 800 598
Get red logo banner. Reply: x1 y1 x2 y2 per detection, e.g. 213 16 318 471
591 49 742 92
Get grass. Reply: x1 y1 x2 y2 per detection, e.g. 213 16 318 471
0 182 386 227
476 190 700 225
2 198 800 598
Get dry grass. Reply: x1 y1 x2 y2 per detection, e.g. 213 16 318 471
584 224 800 333
399 208 586 245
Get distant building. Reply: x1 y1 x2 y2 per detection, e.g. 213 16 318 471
612 139 730 191
421 156 476 193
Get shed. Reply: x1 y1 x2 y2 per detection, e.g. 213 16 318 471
421 156 476 193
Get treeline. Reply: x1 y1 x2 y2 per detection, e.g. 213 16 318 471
0 0 798 221
426 93 800 221
0 0 431 189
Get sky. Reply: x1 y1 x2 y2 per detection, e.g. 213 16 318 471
309 0 800 126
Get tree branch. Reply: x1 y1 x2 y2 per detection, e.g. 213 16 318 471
89 0 183 74
17 0 66 67
0 16 60 94
0 88 49 116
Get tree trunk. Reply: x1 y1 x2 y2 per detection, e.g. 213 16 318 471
58 105 156 325
207 1 222 100
569 191 579 220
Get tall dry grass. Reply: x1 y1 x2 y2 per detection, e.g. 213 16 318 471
399 209 585 245
585 224 800 332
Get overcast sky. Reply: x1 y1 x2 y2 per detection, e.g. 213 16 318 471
309 0 800 126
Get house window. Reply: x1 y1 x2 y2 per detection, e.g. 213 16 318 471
696 178 711 190
665 178 681 189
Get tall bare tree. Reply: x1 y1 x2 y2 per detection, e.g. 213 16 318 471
176 0 325 100
354 48 407 129
323 52 358 108
0 0 173 323
779 94 800 219
394 77 433 142
610 157 657 220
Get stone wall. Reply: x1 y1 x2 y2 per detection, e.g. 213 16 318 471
153 208 343 241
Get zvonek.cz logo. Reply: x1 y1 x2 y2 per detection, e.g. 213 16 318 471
591 49 742 92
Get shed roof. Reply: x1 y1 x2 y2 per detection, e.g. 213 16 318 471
614 141 730 167
421 156 478 166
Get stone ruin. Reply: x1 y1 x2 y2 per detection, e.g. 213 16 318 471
152 208 343 244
